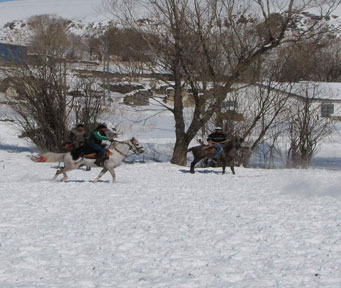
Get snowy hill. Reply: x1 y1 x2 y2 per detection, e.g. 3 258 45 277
0 0 107 26
0 17 110 45
1 0 341 45
0 0 112 44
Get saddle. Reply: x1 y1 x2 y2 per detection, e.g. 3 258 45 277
203 146 216 153
84 150 111 159
202 140 230 153
71 144 111 160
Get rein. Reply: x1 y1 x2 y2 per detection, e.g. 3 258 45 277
110 141 132 157
210 139 231 145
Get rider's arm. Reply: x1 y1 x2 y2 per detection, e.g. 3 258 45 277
93 131 111 141
68 131 76 142
207 134 214 142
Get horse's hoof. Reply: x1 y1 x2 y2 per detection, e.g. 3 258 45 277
92 180 97 184
61 177 68 182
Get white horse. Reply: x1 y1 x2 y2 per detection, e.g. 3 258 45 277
50 138 144 183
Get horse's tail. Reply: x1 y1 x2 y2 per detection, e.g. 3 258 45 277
31 152 65 162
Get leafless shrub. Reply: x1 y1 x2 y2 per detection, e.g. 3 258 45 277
70 76 104 132
1 15 106 151
285 87 334 168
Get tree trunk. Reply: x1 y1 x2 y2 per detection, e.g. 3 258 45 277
171 137 189 166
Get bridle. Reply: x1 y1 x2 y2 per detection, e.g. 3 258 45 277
109 138 143 157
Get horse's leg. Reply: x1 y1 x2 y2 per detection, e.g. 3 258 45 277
61 160 84 181
57 167 75 182
92 168 108 183
50 167 64 182
230 165 236 175
51 166 69 182
190 157 202 174
50 172 59 182
51 160 81 182
61 172 69 182
221 155 226 175
108 167 116 183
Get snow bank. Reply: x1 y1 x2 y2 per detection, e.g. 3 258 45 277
281 173 341 198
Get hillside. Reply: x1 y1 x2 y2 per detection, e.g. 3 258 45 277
1 1 341 46
0 17 110 45
0 0 107 27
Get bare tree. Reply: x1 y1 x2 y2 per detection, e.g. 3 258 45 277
28 14 70 58
70 76 104 132
105 0 340 165
203 79 292 167
85 36 104 61
1 15 72 151
7 62 69 152
285 85 334 168
315 38 341 82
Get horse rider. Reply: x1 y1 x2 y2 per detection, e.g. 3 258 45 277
67 123 87 150
207 127 228 161
88 124 115 166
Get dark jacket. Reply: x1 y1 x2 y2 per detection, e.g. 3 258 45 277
88 129 112 146
68 128 87 148
207 132 227 143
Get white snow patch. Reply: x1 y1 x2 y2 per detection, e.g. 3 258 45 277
281 174 341 198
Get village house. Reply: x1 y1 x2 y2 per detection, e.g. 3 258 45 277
0 42 27 64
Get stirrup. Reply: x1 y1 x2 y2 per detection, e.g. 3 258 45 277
94 158 103 167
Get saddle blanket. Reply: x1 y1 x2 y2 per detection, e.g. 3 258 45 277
203 146 216 153
84 150 111 159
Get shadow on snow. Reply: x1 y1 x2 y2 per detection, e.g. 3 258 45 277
0 143 33 153
179 169 222 175
64 179 110 184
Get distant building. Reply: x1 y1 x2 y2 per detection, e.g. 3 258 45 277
0 42 27 63
221 82 341 120
258 82 341 119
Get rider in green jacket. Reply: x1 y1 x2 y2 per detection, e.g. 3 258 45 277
88 124 114 166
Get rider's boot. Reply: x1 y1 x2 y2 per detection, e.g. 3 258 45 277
95 154 105 167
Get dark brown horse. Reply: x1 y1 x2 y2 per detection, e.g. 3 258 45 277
187 138 243 174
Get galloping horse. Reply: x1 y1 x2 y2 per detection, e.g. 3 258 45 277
187 137 243 174
50 137 144 183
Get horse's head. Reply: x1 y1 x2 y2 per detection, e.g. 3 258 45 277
128 137 144 154
223 136 244 151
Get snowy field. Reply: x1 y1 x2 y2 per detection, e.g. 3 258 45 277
1 0 341 285
0 122 341 287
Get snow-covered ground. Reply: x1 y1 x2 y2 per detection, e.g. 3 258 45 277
0 118 341 287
